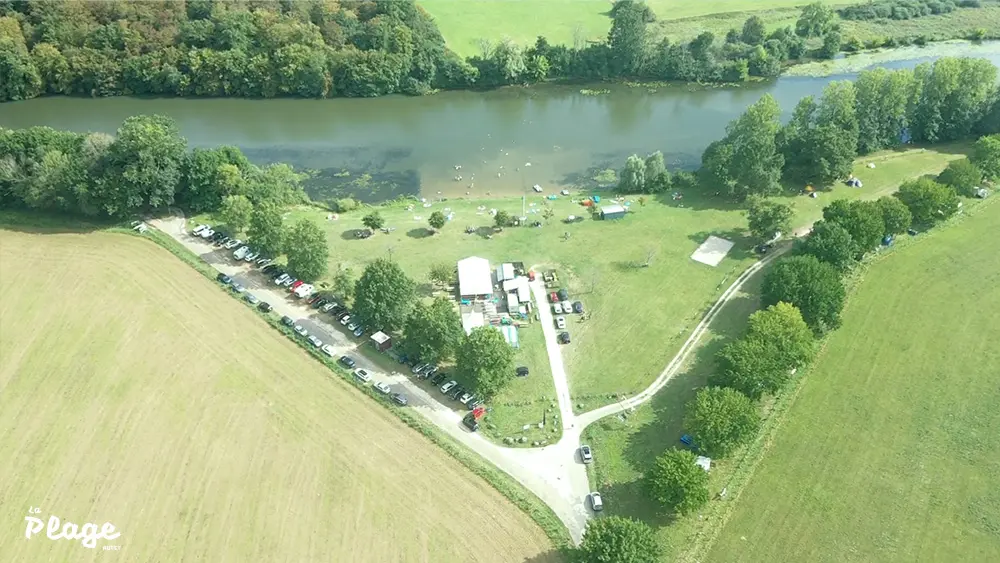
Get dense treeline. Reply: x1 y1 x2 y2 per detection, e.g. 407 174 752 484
614 57 1000 198
0 0 850 103
0 0 476 101
838 0 978 21
0 115 306 218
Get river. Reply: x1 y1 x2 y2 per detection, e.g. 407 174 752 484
2 45 998 204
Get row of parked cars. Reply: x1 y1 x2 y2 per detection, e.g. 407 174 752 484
548 288 580 345
409 363 484 412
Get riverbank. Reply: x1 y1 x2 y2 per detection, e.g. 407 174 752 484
786 39 1000 76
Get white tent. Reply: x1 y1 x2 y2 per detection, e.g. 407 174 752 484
458 257 492 298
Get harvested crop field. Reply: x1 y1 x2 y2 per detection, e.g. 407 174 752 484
0 229 558 562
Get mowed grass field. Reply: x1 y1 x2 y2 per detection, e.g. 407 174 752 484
707 201 1000 561
420 0 824 56
0 230 558 562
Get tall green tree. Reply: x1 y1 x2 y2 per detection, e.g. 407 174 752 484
219 194 253 234
801 220 856 271
179 145 251 212
352 257 416 332
936 158 982 197
284 218 329 282
684 387 760 457
577 516 662 563
762 255 846 334
332 264 357 305
855 68 914 154
895 178 959 225
401 298 464 364
911 58 997 143
92 115 187 217
457 326 515 399
796 2 836 38
875 196 912 236
780 81 858 185
362 210 384 231
246 200 284 256
428 210 446 231
647 449 709 515
822 199 886 256
741 15 766 45
607 0 648 76
618 154 646 193
971 134 1000 180
745 195 793 243
0 37 42 102
707 94 784 200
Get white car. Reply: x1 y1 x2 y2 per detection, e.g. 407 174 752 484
347 322 359 331
340 315 351 326
274 273 290 285
224 239 241 249
233 246 249 260
459 392 475 405
590 492 603 512
294 284 314 299
440 380 457 393
555 316 566 329
561 301 572 313
191 224 208 235
321 344 335 357
374 381 391 394
200 228 215 239
353 369 371 384
244 250 259 262
293 325 309 337
553 303 563 314
321 303 336 313
307 335 322 347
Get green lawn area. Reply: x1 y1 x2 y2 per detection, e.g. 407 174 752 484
573 143 969 558
707 197 1000 562
420 1 832 56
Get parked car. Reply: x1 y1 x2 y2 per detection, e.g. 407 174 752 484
553 303 563 314
290 280 304 291
440 380 457 393
231 283 246 294
310 296 325 307
561 301 572 313
256 257 271 267
449 385 465 400
339 315 351 326
589 492 603 512
224 239 241 249
244 250 259 262
274 273 290 285
192 224 208 235
294 284 314 299
412 363 428 374
352 327 364 337
257 302 272 313
336 310 350 321
462 413 479 432
321 344 335 357
321 303 336 313
212 231 227 243
233 246 249 260
558 332 571 344
280 316 294 326
307 335 322 347
459 392 475 405
467 399 483 411
281 277 296 288
516 366 529 377
262 264 279 274
555 316 566 329
572 301 584 314
549 292 558 302
353 369 371 383
293 325 308 337
214 236 230 247
339 356 356 369
217 273 232 285
374 381 391 394
347 321 359 331
430 372 448 385
391 393 408 406
580 445 593 464
557 288 569 301
200 228 215 239
244 293 259 305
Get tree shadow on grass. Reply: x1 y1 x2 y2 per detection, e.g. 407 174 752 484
340 229 362 241
0 210 115 234
406 227 432 239
522 546 575 563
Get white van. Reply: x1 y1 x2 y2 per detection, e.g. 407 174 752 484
233 246 249 260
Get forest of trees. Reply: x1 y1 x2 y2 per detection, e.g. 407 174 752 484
0 0 911 103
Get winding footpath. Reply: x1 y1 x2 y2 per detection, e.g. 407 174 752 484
151 214 790 544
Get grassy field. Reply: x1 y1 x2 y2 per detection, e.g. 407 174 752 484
0 230 559 562
194 144 966 420
707 198 1000 562
420 0 814 56
841 6 1000 44
573 143 969 558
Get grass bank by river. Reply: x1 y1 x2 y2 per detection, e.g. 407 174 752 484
785 39 1000 77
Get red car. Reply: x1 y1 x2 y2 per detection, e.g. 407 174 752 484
291 280 304 291
549 292 558 303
